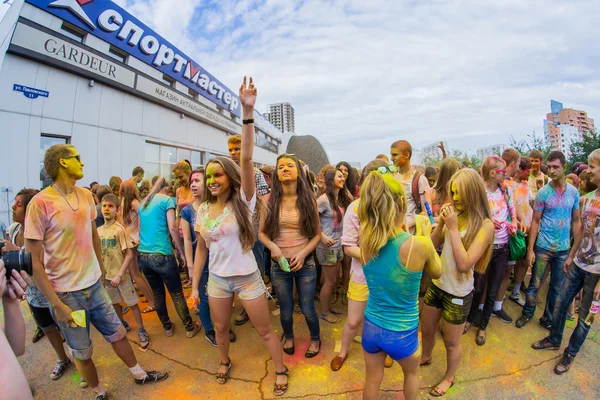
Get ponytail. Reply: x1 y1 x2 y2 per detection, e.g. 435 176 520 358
142 177 168 209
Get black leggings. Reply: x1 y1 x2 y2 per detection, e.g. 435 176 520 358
467 244 509 330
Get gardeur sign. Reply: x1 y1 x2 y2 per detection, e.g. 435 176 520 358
26 0 240 115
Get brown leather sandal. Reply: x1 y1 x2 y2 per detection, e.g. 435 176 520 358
216 359 232 384
273 366 289 396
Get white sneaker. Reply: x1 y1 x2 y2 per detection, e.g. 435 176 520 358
509 292 525 307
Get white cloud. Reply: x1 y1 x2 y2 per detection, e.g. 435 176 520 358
119 0 600 164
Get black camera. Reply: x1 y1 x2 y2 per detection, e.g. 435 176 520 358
0 242 33 277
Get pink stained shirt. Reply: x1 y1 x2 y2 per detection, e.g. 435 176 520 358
341 199 366 284
195 191 258 277
24 186 101 292
513 180 534 227
273 208 309 259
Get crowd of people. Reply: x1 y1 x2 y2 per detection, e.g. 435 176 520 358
1 77 599 400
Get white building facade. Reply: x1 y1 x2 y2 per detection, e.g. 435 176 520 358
0 0 282 226
477 144 507 160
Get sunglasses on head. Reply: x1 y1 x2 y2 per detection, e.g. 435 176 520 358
376 165 397 174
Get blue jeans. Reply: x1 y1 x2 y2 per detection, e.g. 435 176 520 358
51 279 126 360
197 268 213 332
270 257 320 342
549 264 600 357
252 240 266 278
138 253 194 331
522 247 569 321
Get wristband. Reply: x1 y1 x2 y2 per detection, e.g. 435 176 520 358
243 119 254 125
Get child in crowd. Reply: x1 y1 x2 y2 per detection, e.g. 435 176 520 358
99 194 149 349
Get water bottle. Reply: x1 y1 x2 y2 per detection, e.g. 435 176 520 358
278 257 291 272
584 300 600 326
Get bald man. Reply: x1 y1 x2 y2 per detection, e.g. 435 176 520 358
390 140 431 231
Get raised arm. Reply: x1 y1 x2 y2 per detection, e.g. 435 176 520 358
239 76 257 201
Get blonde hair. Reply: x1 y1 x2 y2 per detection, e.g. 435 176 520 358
358 172 406 260
228 135 242 145
589 149 600 165
173 159 192 175
447 169 493 274
480 156 506 181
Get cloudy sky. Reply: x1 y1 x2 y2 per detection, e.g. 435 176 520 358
6 0 599 164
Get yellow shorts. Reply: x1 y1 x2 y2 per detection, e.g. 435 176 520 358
347 279 369 302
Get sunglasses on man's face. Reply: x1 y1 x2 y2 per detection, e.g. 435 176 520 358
376 165 397 174
62 154 81 163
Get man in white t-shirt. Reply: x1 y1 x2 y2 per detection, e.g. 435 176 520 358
390 140 431 232
25 144 167 399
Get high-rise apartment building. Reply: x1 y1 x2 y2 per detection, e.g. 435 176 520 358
264 102 295 133
544 100 595 151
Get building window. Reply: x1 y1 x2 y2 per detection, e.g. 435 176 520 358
162 74 176 88
40 135 70 189
145 142 207 181
188 88 198 99
108 46 128 63
60 22 86 43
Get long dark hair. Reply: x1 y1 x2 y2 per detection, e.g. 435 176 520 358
202 156 255 252
324 169 352 223
265 154 318 239
336 161 357 197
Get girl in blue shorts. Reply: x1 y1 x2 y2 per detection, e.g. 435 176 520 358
358 171 442 400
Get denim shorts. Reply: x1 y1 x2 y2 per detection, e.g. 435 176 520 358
105 276 139 307
316 247 343 265
50 279 126 360
207 270 268 300
362 317 419 361
423 283 473 325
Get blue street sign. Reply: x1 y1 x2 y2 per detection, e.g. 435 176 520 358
13 84 50 99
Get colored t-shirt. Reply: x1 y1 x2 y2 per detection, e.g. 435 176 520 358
180 203 198 254
98 222 131 280
341 199 366 284
528 172 547 197
394 168 430 230
534 183 579 252
24 186 101 292
317 195 344 250
433 229 474 297
487 186 510 245
574 190 600 274
394 168 430 214
138 194 176 255
195 191 258 277
513 180 534 227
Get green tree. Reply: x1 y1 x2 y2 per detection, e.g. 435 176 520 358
568 130 600 170
509 131 553 160
422 150 482 170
